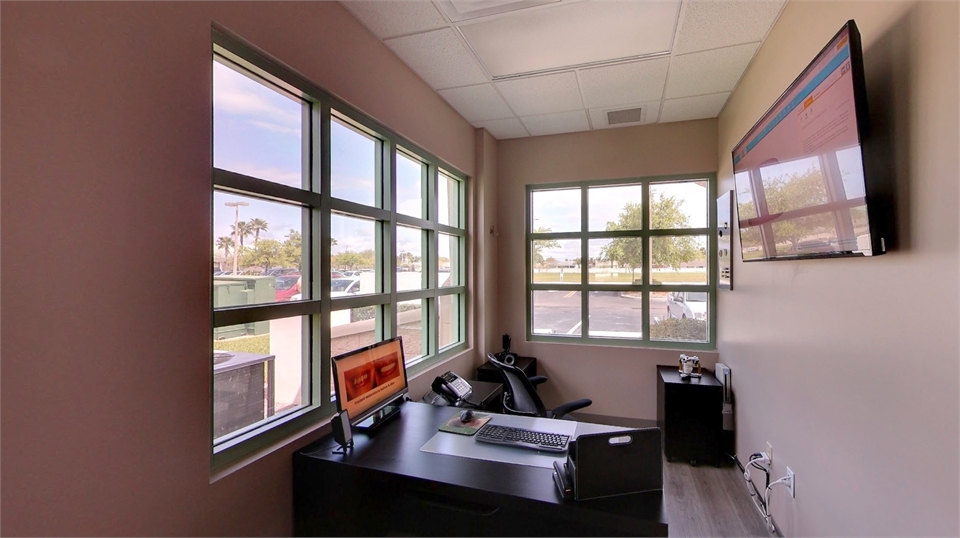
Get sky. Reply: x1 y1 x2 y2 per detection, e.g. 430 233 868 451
213 59 439 259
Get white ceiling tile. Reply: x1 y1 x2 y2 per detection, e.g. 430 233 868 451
385 29 489 90
495 72 582 116
675 0 786 54
438 84 514 122
437 0 561 22
660 92 730 123
460 0 680 77
474 117 529 139
520 110 590 137
341 0 448 39
665 43 759 99
588 101 661 129
578 58 669 109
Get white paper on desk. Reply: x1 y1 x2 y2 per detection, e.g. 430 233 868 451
419 415 577 469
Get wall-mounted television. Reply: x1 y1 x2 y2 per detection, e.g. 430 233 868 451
732 20 891 262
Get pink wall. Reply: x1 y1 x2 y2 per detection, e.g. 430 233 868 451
495 121 720 418
1 2 477 535
717 1 959 535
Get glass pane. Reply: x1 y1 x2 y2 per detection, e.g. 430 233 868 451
398 299 425 362
532 290 581 336
438 294 460 349
650 180 708 229
331 213 377 294
213 60 304 189
651 291 709 342
589 184 643 231
439 172 460 227
588 291 642 339
213 315 306 441
439 233 460 287
331 306 382 358
531 188 580 233
397 152 424 218
531 239 579 283
214 191 305 305
589 238 642 284
331 116 377 207
397 226 424 291
650 235 707 285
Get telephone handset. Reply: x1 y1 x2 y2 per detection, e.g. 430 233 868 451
431 371 473 404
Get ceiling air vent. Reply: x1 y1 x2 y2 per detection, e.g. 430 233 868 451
607 107 644 126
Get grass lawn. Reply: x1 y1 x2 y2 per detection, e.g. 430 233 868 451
532 271 706 284
214 334 270 355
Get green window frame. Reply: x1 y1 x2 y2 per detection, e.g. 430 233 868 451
211 29 467 471
526 174 716 350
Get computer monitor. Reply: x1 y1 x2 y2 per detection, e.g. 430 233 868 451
332 336 408 430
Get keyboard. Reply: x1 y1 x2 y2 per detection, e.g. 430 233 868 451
474 424 570 453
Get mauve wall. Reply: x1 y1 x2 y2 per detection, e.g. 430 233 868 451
496 121 720 418
1 2 478 535
717 1 959 535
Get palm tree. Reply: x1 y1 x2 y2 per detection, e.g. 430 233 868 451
231 221 254 248
249 218 269 244
216 236 235 258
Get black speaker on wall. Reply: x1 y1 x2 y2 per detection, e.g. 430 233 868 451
332 410 353 453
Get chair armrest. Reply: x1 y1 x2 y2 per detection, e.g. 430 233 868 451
549 398 593 420
501 394 539 417
528 376 547 386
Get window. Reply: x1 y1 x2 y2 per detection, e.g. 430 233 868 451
527 175 715 349
212 33 467 468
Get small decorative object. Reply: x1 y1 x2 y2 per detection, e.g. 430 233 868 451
678 354 701 379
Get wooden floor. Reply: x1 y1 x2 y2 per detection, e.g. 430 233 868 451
663 459 770 537
572 412 770 537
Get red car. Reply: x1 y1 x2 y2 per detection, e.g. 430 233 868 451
275 274 301 302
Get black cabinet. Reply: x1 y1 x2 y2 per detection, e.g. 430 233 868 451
656 365 722 467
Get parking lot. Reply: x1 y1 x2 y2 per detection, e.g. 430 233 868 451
532 290 671 336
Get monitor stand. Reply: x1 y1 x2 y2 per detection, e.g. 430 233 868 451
355 401 401 433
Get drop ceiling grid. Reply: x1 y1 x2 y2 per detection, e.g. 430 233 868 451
674 0 787 54
384 28 490 90
520 110 590 137
338 0 787 139
664 42 760 99
495 71 584 117
660 92 731 123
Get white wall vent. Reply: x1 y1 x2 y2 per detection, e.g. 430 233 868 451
607 107 644 125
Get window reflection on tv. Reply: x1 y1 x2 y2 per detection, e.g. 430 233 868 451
732 20 886 261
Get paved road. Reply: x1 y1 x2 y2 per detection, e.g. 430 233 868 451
531 291 671 336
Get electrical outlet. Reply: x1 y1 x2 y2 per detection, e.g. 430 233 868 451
766 442 773 464
786 467 795 498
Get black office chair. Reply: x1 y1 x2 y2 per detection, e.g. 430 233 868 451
486 354 592 420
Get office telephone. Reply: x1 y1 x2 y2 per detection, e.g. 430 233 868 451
430 371 473 404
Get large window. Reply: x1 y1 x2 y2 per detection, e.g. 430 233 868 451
527 175 715 349
211 33 467 468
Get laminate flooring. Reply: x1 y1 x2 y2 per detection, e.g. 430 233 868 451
572 412 770 537
663 458 770 537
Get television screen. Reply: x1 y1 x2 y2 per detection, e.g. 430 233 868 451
732 20 886 261
332 337 408 425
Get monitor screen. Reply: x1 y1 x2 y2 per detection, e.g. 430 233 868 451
732 21 876 261
332 337 408 424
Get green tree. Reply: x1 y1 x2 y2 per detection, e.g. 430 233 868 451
241 239 283 273
532 227 560 269
248 218 269 244
231 220 254 248
216 236 235 258
334 250 366 270
602 194 700 273
282 229 302 268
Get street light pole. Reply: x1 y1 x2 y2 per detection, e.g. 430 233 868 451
225 201 249 274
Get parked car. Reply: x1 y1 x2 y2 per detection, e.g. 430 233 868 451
666 291 708 320
330 278 361 297
275 274 301 302
331 271 345 279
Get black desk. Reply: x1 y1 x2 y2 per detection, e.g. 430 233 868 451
294 402 668 536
